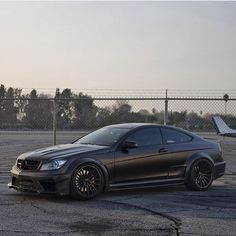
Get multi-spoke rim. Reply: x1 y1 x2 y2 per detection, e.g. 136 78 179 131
192 160 213 189
74 165 102 198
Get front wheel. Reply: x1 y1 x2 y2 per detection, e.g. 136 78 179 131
70 164 104 200
186 159 214 191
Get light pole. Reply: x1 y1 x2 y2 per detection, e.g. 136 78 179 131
164 89 168 125
53 88 60 145
223 94 229 115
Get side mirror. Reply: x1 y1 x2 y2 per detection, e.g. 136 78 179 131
122 140 138 150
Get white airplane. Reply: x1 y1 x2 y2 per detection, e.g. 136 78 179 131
212 116 236 137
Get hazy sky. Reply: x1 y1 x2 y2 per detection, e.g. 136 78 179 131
0 1 236 90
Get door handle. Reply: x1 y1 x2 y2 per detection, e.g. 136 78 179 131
159 147 168 153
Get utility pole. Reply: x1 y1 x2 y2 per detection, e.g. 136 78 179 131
164 89 168 125
223 94 229 115
53 88 59 145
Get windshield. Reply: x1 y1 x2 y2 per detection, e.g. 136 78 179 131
75 127 131 146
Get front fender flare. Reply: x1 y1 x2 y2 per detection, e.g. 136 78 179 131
69 158 110 192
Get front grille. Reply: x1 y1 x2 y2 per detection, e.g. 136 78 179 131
17 159 41 170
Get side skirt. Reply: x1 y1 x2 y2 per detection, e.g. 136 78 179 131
109 178 184 191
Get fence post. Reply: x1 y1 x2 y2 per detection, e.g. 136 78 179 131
164 89 168 125
53 98 57 145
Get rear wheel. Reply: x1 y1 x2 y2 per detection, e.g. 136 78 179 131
71 164 104 200
186 159 214 191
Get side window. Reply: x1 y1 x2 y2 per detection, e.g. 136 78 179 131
127 127 162 147
161 128 192 144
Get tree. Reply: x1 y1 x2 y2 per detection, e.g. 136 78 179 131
187 111 205 131
56 89 73 129
24 89 38 128
73 93 98 129
23 90 53 129
168 111 187 128
0 84 6 126
3 87 18 124
96 107 112 127
108 100 133 124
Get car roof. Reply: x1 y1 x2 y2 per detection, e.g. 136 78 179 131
107 123 160 129
106 123 200 138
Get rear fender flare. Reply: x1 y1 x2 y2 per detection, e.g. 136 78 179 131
184 152 214 183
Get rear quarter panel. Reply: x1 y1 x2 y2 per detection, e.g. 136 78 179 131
168 139 220 178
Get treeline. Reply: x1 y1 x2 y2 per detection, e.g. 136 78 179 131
0 84 236 131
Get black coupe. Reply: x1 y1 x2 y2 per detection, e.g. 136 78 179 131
9 123 225 200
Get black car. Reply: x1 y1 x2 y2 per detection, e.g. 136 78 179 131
9 123 225 200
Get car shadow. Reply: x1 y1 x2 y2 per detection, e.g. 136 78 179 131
7 183 235 204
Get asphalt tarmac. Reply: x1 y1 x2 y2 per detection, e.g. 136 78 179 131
0 133 235 236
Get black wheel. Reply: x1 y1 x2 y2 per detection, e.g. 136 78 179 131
186 159 214 191
71 163 104 200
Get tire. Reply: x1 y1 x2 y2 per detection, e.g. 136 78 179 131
186 158 214 191
70 163 104 200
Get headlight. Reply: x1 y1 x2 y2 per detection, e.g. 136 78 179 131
40 159 67 171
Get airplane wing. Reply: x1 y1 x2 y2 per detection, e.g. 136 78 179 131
212 116 236 137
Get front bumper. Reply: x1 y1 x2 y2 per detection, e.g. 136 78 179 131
214 161 226 179
8 166 71 195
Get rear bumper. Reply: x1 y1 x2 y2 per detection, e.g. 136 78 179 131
214 161 226 179
8 166 71 195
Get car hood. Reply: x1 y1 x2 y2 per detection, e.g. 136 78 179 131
18 144 110 161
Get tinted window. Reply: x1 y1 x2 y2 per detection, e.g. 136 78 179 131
127 127 162 147
76 127 130 146
162 128 192 144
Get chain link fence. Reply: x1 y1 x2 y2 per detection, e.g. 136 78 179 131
0 90 236 145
